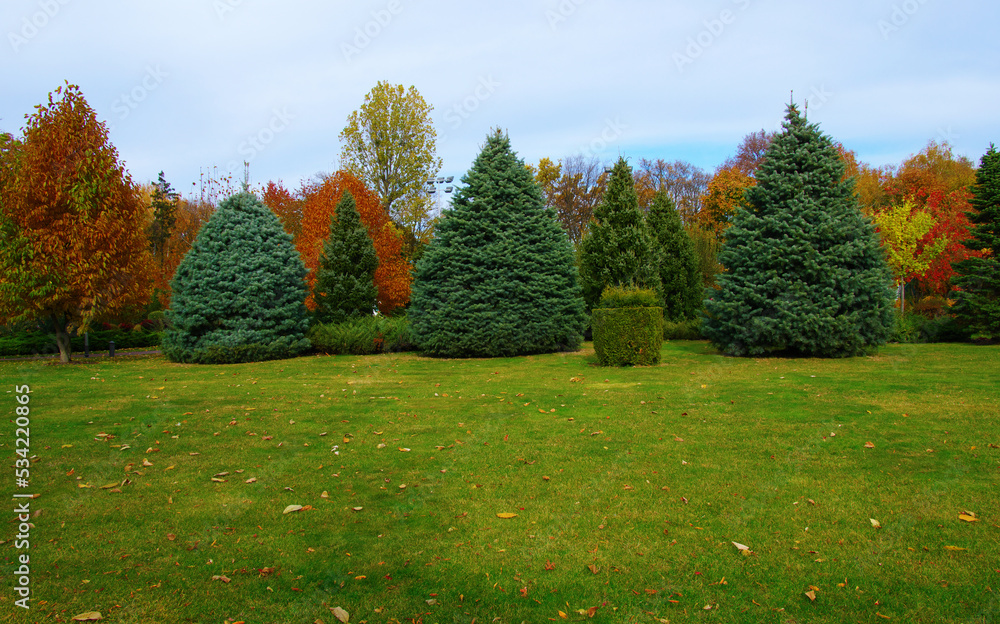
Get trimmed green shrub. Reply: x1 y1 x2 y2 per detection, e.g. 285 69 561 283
162 192 310 364
308 316 414 355
592 287 663 366
410 130 587 357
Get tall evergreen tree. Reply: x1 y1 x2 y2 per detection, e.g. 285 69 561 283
163 192 310 364
148 171 178 266
410 129 587 357
313 190 379 324
578 157 661 310
648 191 702 321
703 104 894 357
952 144 1000 341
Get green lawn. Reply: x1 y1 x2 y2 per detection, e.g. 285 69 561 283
1 341 998 624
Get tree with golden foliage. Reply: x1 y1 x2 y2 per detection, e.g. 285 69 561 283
295 171 411 315
0 84 154 362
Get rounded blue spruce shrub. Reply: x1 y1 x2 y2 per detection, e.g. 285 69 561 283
409 130 587 357
162 191 310 364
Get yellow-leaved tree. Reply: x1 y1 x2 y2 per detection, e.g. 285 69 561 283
873 197 949 315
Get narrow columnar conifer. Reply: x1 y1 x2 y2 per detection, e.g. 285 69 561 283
578 157 661 310
648 191 703 321
409 130 587 357
313 190 379 325
952 145 1000 341
702 104 894 357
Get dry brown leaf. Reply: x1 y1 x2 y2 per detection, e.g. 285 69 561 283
283 504 303 514
864 441 875 449
142 459 153 467
245 477 257 483
496 512 517 519
958 512 978 522
544 560 555 570
211 575 231 583
213 471 230 478
558 610 568 619
166 533 176 541
71 613 102 621
331 606 350 623
804 590 816 602
587 564 599 574
944 545 967 551
211 477 226 483
732 541 750 552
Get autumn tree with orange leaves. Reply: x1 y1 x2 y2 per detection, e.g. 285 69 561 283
289 171 411 315
0 84 154 362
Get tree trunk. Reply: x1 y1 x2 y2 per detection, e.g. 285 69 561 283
51 313 72 363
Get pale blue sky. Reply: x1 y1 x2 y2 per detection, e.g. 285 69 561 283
3 0 997 197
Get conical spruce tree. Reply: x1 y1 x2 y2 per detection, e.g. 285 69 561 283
648 191 703 321
313 190 379 324
703 104 894 357
952 144 1000 342
578 157 661 310
410 130 587 357
163 192 310 363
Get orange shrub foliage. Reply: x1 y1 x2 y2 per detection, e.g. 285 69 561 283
296 171 411 314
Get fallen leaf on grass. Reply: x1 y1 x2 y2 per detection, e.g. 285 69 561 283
71 613 102 621
804 590 816 602
213 471 230 478
588 564 599 574
496 513 517 519
211 478 226 483
958 512 978 523
870 518 881 529
211 575 231 583
166 534 176 541
558 611 568 619
944 545 967 551
864 442 875 449
544 560 555 570
245 477 257 483
283 505 303 514
732 541 750 552
142 459 153 467
331 606 350 623
398 447 410 452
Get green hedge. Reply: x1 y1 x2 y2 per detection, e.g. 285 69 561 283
592 307 663 366
308 316 414 356
0 329 162 357
663 318 703 340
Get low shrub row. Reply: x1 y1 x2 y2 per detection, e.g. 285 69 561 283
308 316 415 355
0 328 162 357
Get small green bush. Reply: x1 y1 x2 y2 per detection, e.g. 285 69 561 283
309 316 414 355
889 313 968 344
147 311 167 331
592 307 663 366
593 286 660 310
663 318 703 340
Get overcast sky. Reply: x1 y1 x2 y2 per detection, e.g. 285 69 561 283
3 0 997 198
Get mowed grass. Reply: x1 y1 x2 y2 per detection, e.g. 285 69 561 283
1 341 998 624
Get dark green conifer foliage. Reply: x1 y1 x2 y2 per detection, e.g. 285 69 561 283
648 191 702 321
313 190 379 324
953 144 1000 341
578 157 661 310
410 130 587 357
703 104 894 357
163 192 310 363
